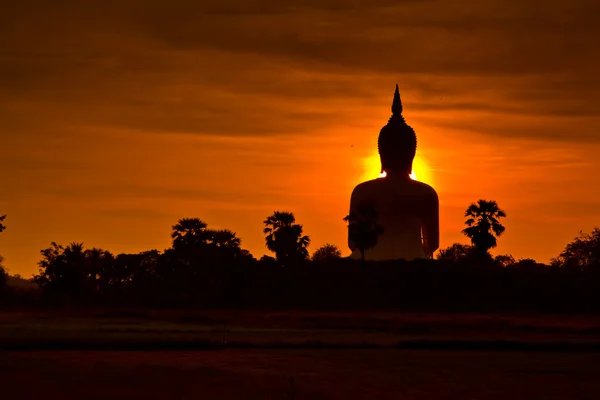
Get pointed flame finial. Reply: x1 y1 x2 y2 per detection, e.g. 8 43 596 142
391 84 402 115
378 84 416 175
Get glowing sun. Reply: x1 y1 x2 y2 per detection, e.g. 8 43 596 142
361 153 432 184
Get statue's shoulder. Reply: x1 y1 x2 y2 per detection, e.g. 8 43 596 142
351 178 381 195
411 180 439 198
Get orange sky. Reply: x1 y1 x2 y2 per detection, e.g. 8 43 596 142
2 0 600 276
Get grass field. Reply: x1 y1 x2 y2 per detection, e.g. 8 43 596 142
1 310 600 398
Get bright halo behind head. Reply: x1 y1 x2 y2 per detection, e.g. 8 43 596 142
361 153 432 184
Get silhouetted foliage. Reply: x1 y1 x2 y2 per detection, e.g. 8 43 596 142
33 242 89 302
312 244 342 262
0 214 5 294
494 254 516 268
3 273 40 304
462 200 506 255
0 255 7 295
17 237 600 312
344 204 384 261
551 228 600 270
84 247 116 293
436 243 476 262
263 211 310 265
5 213 600 313
171 217 209 255
259 255 277 264
436 243 495 268
512 258 546 269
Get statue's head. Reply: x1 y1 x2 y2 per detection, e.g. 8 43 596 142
377 84 417 175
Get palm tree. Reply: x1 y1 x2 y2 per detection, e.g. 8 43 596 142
84 248 115 292
263 211 310 263
204 229 244 262
205 229 241 249
64 242 85 258
59 242 87 298
0 214 6 233
461 200 506 255
344 204 384 262
171 218 209 250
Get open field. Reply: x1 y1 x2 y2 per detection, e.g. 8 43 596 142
2 309 600 350
1 310 600 398
3 349 600 399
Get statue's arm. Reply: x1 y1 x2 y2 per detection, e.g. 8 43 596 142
347 190 358 252
422 190 440 257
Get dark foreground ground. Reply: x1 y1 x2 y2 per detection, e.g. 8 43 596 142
1 310 600 399
3 349 600 399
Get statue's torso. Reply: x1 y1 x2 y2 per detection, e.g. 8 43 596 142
349 177 437 261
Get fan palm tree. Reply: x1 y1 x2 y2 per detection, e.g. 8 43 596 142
64 242 85 259
204 229 244 262
344 204 384 262
462 200 506 255
84 248 115 291
58 242 87 297
171 218 209 250
263 211 310 263
205 229 241 249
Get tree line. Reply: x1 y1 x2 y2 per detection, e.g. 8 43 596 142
0 203 600 311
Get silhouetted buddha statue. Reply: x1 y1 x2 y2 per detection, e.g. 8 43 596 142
348 85 439 260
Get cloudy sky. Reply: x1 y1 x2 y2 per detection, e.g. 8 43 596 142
2 0 600 276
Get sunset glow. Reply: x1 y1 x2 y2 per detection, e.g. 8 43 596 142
1 0 600 276
361 153 431 183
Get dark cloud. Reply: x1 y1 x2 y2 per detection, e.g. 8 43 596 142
46 183 287 204
513 201 600 218
122 1 600 76
96 208 174 219
420 113 600 143
1 0 600 143
0 154 92 172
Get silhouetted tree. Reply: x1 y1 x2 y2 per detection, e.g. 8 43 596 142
133 250 161 282
0 215 6 293
344 204 383 262
170 219 246 265
240 249 255 260
84 248 116 294
171 218 209 251
34 242 88 300
436 243 476 263
205 229 241 248
170 217 211 281
494 254 516 268
263 211 310 264
551 228 600 270
462 200 506 255
0 255 7 295
312 243 342 262
259 255 277 264
513 258 545 269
